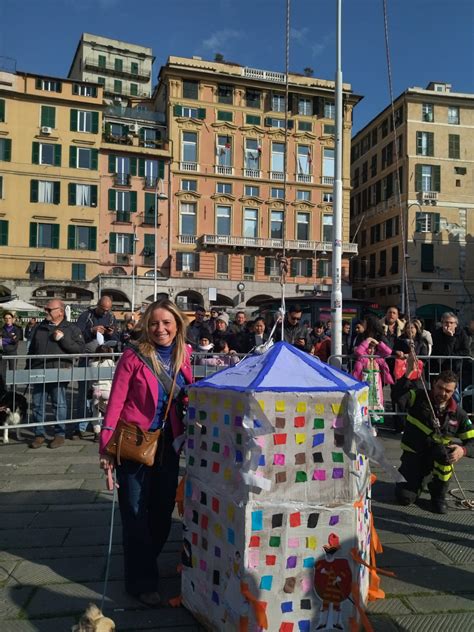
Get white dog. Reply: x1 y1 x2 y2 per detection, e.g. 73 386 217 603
0 392 27 444
71 603 115 632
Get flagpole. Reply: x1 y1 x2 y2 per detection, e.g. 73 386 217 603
330 0 343 368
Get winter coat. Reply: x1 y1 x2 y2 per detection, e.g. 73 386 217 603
28 318 85 368
0 324 23 354
431 327 470 372
352 339 394 386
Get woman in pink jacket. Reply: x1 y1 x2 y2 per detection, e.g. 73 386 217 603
99 300 192 607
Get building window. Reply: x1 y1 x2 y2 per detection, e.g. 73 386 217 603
391 245 399 274
130 83 138 96
415 164 440 192
244 255 255 275
394 106 404 127
244 208 258 238
416 131 434 156
421 243 434 272
73 84 97 97
73 147 97 169
183 80 199 99
114 58 123 72
246 114 261 126
0 175 3 199
298 97 312 116
217 135 232 166
323 148 335 178
322 192 333 203
0 138 11 162
182 132 197 163
216 253 229 274
74 110 97 133
448 134 460 159
415 212 440 233
362 161 368 183
370 155 377 177
41 105 56 128
0 219 8 246
33 142 60 166
317 259 330 277
69 183 97 207
109 233 134 255
244 138 260 170
216 205 231 235
422 103 434 122
98 55 106 68
182 179 197 192
98 77 106 86
176 252 200 272
30 222 60 248
217 110 233 122
272 93 286 112
218 84 233 104
216 182 232 194
271 187 284 199
291 258 312 278
379 250 387 276
381 141 394 168
113 80 122 94
323 100 335 119
245 185 259 197
180 203 196 235
297 190 311 201
271 211 284 239
271 142 285 173
296 212 310 240
29 261 45 280
265 117 293 129
264 257 279 276
140 128 159 148
381 118 389 138
68 225 97 251
30 180 60 204
448 106 459 125
130 62 139 75
297 145 311 175
246 89 261 109
141 158 161 187
298 121 312 132
322 215 333 242
0 99 4 122
36 78 61 92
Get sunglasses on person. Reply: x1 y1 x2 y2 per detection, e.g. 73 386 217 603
45 307 61 313
289 315 301 322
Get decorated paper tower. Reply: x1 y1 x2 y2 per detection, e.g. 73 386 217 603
182 342 374 632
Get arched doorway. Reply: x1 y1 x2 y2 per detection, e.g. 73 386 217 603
214 293 234 308
0 285 13 302
144 292 169 303
101 289 131 309
246 294 274 307
175 290 204 312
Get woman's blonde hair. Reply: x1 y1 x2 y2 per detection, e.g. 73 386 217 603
137 299 188 375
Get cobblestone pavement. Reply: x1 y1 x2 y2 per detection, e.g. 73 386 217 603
0 429 473 631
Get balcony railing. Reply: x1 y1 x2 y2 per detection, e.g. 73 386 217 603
84 58 149 81
270 171 285 181
114 211 131 223
104 105 166 124
418 190 439 202
178 235 197 244
180 162 199 172
103 133 132 146
144 176 158 189
243 168 261 179
198 234 358 254
215 165 234 176
297 173 313 184
114 173 131 186
321 176 334 185
242 67 286 83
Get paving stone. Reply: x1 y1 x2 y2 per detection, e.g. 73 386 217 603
0 586 35 618
382 564 474 596
12 465 70 476
62 525 122 547
47 502 111 512
393 612 474 631
80 478 110 491
1 479 84 492
406 594 474 613
0 512 41 529
108 551 179 581
0 527 68 550
31 509 115 528
0 544 123 563
0 617 76 631
366 614 402 632
10 557 107 586
366 597 412 615
0 490 99 505
377 542 452 567
436 541 474 564
110 605 201 630
0 560 17 582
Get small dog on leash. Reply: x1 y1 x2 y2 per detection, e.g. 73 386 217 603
71 603 115 632
0 391 28 444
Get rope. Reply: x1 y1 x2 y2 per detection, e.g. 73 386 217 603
101 470 118 612
382 0 472 509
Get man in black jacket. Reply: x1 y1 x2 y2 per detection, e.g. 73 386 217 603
274 305 310 350
431 312 470 374
29 299 85 449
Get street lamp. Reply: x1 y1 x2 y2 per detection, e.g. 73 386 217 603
401 201 423 315
131 229 139 317
154 178 168 301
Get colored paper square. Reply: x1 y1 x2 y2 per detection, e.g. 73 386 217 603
332 451 344 463
200 459 207 468
255 436 266 447
274 453 286 465
298 621 310 632
289 512 301 527
192 510 198 524
332 467 344 479
295 452 306 465
249 535 260 547
280 624 294 632
210 411 218 422
191 532 198 545
296 471 307 482
312 452 324 463
272 513 283 528
329 515 340 526
313 418 325 429
266 555 276 565
188 455 195 466
334 432 345 447
274 433 287 445
227 505 235 520
188 408 196 420
185 480 192 498
276 400 286 412
213 570 220 585
211 590 219 605
258 399 265 410
223 398 231 408
260 575 273 590
269 536 281 547
187 438 194 449
303 557 315 568
235 450 243 463
199 410 207 420
296 402 307 413
284 577 296 593
252 510 263 531
211 442 220 453
200 492 207 505
248 550 260 568
288 537 299 548
281 601 293 613
331 402 342 414
300 598 312 609
306 536 317 549
294 416 305 428
295 433 306 444
212 426 219 437
200 515 208 530
212 462 220 474
258 454 266 466
286 556 297 569
224 467 231 481
236 400 244 412
200 441 207 451
199 559 207 571
202 537 208 551
307 513 319 528
300 577 312 593
236 433 243 445
275 416 286 428
223 414 230 425
254 419 262 429
234 416 243 427
227 528 235 544
213 523 222 538
312 433 324 447
312 469 326 481
223 445 230 457
275 471 287 483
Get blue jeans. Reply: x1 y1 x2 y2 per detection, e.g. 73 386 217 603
32 383 67 437
116 429 179 596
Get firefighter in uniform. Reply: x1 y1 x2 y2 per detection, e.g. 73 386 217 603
394 368 474 514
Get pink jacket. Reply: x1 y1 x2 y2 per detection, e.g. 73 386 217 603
99 346 193 454
352 338 394 386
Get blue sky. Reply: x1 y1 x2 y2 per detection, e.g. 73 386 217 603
1 0 473 133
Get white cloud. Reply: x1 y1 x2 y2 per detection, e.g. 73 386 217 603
311 34 333 58
200 29 243 52
290 27 310 44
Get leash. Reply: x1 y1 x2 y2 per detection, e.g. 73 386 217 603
101 468 118 612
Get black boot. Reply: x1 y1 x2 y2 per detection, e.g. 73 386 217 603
395 483 418 506
428 481 448 514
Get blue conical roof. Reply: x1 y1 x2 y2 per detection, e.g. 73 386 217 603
192 341 364 393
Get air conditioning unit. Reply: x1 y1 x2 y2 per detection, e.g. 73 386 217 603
66 292 77 299
183 271 194 278
130 123 139 134
36 290 48 297
116 254 130 264
41 126 52 135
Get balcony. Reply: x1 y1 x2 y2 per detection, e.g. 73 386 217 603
243 168 261 179
180 162 199 172
270 171 285 181
242 67 286 84
418 190 439 205
114 173 131 186
178 235 197 245
114 211 131 223
198 234 358 254
84 58 149 81
321 176 334 185
105 105 165 124
215 165 234 176
144 176 158 189
103 133 133 146
296 173 313 184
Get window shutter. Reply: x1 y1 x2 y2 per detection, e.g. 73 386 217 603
287 120 294 129
264 117 272 127
421 243 434 272
317 260 325 277
139 127 145 141
91 185 97 207
138 158 145 177
145 192 155 213
0 220 8 245
91 148 98 170
41 106 55 128
53 182 60 205
69 146 77 168
128 237 135 255
108 154 116 173
427 132 434 156
108 189 116 210
416 131 421 154
54 144 61 166
0 99 5 122
35 78 42 89
91 112 99 134
130 191 137 212
305 259 313 277
67 225 76 249
89 227 97 251
158 159 165 179
72 84 79 95
194 253 200 271
264 257 271 275
290 259 297 277
415 164 422 191
29 223 37 247
176 252 183 271
197 108 206 120
70 109 78 132
173 105 183 117
30 180 39 203
415 212 422 233
68 183 76 205
144 233 154 254
2 139 11 161
433 165 441 192
109 233 117 254
433 213 440 233
32 142 39 164
130 157 137 176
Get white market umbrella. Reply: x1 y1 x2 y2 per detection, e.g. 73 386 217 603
0 299 44 313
